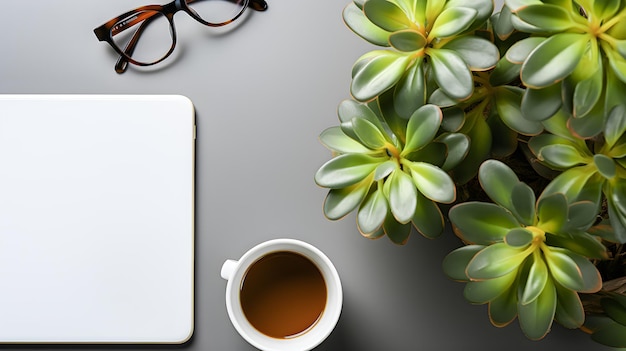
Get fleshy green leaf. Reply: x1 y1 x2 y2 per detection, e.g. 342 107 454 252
554 282 584 329
323 178 372 220
546 231 607 260
602 297 626 326
594 154 617 179
388 170 417 224
343 2 391 47
490 55 521 86
544 248 584 291
505 36 546 64
352 117 388 149
515 4 576 32
591 322 626 348
518 279 556 340
402 104 442 154
442 36 499 71
478 159 520 210
489 285 518 327
389 29 426 52
594 0 621 19
383 215 412 244
394 60 426 118
566 201 600 230
363 0 412 32
428 7 477 39
521 33 588 88
450 202 520 244
537 144 589 168
443 245 483 281
520 252 549 305
537 193 568 234
428 49 473 100
605 104 626 149
466 243 529 280
338 99 385 130
374 160 397 180
407 161 455 203
521 84 562 121
511 182 536 226
412 191 444 238
494 86 544 135
357 187 389 234
573 61 603 118
319 126 371 154
464 270 517 304
504 228 533 248
505 0 542 12
315 153 382 188
351 50 412 101
436 132 469 171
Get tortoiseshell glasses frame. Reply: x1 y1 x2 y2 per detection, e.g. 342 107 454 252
94 0 268 74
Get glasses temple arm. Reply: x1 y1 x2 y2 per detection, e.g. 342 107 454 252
114 16 159 74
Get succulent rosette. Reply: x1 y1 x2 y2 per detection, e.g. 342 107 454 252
443 160 606 340
315 101 468 244
343 0 499 115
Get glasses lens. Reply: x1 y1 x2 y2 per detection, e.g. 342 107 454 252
110 10 173 65
186 0 248 25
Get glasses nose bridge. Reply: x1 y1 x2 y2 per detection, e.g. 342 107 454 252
162 0 188 18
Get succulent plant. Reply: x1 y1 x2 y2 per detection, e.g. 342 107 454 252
315 101 467 243
443 160 606 340
316 0 626 345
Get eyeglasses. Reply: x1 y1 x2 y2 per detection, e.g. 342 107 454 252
94 0 268 74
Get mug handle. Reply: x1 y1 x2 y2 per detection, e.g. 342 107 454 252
220 259 238 280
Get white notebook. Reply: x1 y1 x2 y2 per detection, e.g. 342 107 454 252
0 95 195 343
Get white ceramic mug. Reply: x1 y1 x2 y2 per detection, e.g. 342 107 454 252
220 238 342 351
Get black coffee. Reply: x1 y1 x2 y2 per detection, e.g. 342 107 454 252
239 251 327 339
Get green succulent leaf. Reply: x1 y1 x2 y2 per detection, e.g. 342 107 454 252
521 33 588 89
351 50 412 102
428 7 477 39
504 228 534 248
511 182 537 226
315 153 382 188
605 105 626 149
428 48 473 101
450 202 521 245
520 252 549 305
520 84 562 121
389 29 426 52
402 104 442 155
388 170 417 224
518 278 556 340
594 154 617 179
494 86 544 135
412 191 445 238
323 178 372 220
428 89 458 108
490 55 522 86
343 2 391 47
351 117 388 149
537 144 590 169
338 99 386 131
466 243 529 280
464 270 518 304
394 60 426 118
363 0 412 32
544 248 585 291
319 126 371 154
554 282 584 329
573 62 603 118
383 214 412 244
493 7 515 40
594 0 621 19
478 159 520 211
357 187 388 234
505 0 542 12
515 4 576 32
546 230 608 260
505 36 546 64
566 201 600 231
374 160 397 181
443 245 484 281
591 322 626 348
406 161 455 203
442 36 499 71
489 285 519 327
436 132 469 171
602 297 626 326
537 193 568 234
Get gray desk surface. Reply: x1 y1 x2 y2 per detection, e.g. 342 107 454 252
0 1 613 350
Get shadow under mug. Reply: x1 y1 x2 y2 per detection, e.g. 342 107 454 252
220 238 343 351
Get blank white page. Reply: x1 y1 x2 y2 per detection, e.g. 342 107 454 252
0 95 195 343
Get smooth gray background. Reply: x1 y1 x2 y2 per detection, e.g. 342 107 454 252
0 0 615 350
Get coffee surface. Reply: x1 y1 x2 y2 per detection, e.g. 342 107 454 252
240 251 327 339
